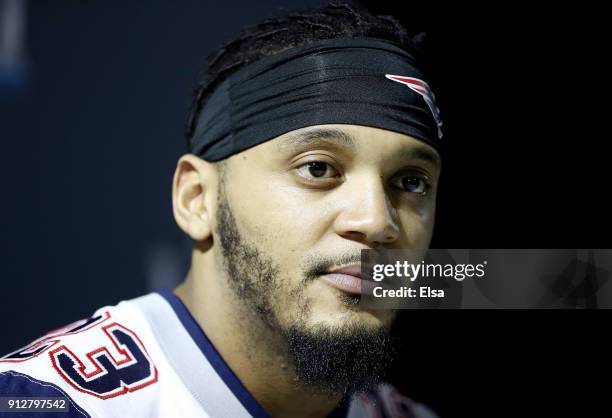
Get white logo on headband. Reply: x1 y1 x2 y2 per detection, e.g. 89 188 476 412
385 74 443 139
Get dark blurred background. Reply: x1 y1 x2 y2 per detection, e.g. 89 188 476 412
1 1 608 417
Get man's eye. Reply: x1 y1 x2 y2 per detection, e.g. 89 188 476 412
296 161 339 179
393 175 430 194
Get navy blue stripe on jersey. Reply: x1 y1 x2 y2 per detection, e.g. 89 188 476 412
0 370 91 417
157 289 269 418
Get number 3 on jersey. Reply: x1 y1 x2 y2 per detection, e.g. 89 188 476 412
49 322 158 399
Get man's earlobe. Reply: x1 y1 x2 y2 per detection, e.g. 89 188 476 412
172 154 217 241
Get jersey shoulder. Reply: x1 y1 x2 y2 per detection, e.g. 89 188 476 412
0 299 161 417
0 369 91 417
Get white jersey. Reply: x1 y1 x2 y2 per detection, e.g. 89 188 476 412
0 290 438 418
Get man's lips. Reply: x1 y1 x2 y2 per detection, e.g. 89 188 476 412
318 264 373 295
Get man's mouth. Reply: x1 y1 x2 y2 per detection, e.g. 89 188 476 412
318 263 373 295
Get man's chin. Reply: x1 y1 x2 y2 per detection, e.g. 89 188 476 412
303 298 396 332
301 280 396 328
282 322 396 395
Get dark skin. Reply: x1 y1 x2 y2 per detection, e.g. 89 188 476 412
173 124 441 418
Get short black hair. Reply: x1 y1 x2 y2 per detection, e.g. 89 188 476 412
186 1 424 152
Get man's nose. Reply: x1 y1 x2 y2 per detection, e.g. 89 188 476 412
333 175 400 247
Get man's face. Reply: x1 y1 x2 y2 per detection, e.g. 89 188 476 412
213 123 440 334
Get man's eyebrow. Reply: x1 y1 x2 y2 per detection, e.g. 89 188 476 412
400 146 442 169
277 127 357 152
277 127 441 168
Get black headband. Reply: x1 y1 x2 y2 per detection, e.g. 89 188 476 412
190 36 443 161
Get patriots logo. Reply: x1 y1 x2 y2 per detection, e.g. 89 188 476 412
385 74 443 139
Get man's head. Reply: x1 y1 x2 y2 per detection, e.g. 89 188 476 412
173 2 441 396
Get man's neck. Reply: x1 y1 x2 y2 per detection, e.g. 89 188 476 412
174 250 343 418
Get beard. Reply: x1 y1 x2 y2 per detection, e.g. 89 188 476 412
214 178 396 395
284 324 395 395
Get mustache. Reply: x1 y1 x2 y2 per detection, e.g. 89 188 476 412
302 252 363 281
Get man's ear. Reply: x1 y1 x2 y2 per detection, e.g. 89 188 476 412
172 154 219 241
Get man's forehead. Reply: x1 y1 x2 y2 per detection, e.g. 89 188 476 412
275 124 441 168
